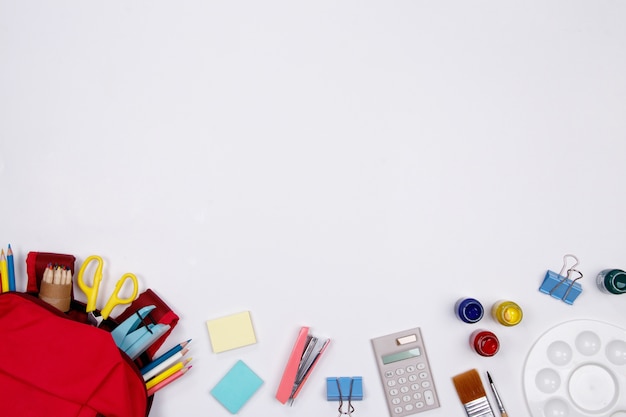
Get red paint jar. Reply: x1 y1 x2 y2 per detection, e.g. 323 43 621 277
470 329 500 357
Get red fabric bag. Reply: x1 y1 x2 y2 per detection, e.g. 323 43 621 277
0 292 149 417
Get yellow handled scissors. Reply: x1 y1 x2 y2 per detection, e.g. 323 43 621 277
77 255 139 326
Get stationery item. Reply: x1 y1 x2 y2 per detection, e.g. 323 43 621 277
491 300 523 326
116 288 180 358
523 319 626 417
146 365 192 396
371 327 440 416
326 377 363 401
0 250 8 293
143 347 190 381
111 305 171 360
276 326 330 404
76 255 139 326
470 330 500 357
206 311 257 353
145 357 191 390
140 339 192 376
327 377 363 416
211 360 264 414
7 244 15 291
455 297 484 323
486 372 508 417
38 264 73 312
596 269 626 294
25 251 76 294
452 369 495 417
539 254 583 304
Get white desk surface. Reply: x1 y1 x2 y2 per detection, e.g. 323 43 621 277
1 2 626 417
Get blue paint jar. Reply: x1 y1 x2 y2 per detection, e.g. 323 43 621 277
455 297 484 323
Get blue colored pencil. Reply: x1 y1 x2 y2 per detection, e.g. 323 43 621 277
140 339 191 375
7 244 15 291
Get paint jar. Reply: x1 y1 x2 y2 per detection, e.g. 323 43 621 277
470 329 500 357
454 297 484 323
491 300 523 326
597 269 626 295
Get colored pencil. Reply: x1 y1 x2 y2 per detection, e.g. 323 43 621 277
7 244 15 291
0 250 8 293
146 365 192 396
145 358 191 390
142 347 189 381
140 339 191 375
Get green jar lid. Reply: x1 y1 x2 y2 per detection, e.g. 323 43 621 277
603 269 626 294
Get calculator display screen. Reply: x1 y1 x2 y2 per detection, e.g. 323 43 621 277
381 348 421 365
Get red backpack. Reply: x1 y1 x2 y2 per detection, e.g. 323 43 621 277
0 292 150 417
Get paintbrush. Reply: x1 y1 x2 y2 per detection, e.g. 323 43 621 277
487 372 508 417
452 369 495 417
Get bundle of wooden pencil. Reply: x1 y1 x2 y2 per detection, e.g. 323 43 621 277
39 264 73 312
42 264 72 285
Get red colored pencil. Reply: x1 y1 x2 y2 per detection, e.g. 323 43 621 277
146 365 192 396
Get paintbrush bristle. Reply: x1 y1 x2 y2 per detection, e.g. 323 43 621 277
452 369 487 404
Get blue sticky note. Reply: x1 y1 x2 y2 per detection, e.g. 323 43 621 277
211 360 264 414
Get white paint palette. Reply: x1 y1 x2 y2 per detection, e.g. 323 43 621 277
524 319 626 417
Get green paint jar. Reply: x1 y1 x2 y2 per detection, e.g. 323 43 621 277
597 269 626 295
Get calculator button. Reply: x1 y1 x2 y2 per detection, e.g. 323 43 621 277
413 392 422 400
411 384 420 391
392 398 401 405
421 381 431 388
396 368 405 376
385 371 395 378
394 406 403 414
398 377 407 384
389 388 399 396
408 374 418 382
406 365 416 373
424 390 435 405
402 395 411 402
387 380 397 387
400 386 409 394
405 404 414 411
417 363 426 370
416 401 425 408
419 372 428 379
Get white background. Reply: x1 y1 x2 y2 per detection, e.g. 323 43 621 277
1 1 626 417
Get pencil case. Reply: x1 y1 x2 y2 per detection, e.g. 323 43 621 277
0 292 153 417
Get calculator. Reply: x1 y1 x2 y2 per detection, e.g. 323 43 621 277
371 327 440 416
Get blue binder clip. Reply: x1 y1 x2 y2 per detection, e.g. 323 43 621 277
111 305 171 360
539 254 583 305
327 377 362 416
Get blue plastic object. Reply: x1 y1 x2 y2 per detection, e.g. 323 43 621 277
326 377 363 401
110 305 171 359
539 270 583 305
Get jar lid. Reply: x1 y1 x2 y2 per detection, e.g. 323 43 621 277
604 269 626 294
473 331 499 356
456 298 484 323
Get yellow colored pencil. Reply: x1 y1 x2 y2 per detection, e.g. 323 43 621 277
146 358 190 390
0 250 9 293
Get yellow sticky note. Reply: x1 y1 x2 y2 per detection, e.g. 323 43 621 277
206 311 257 353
